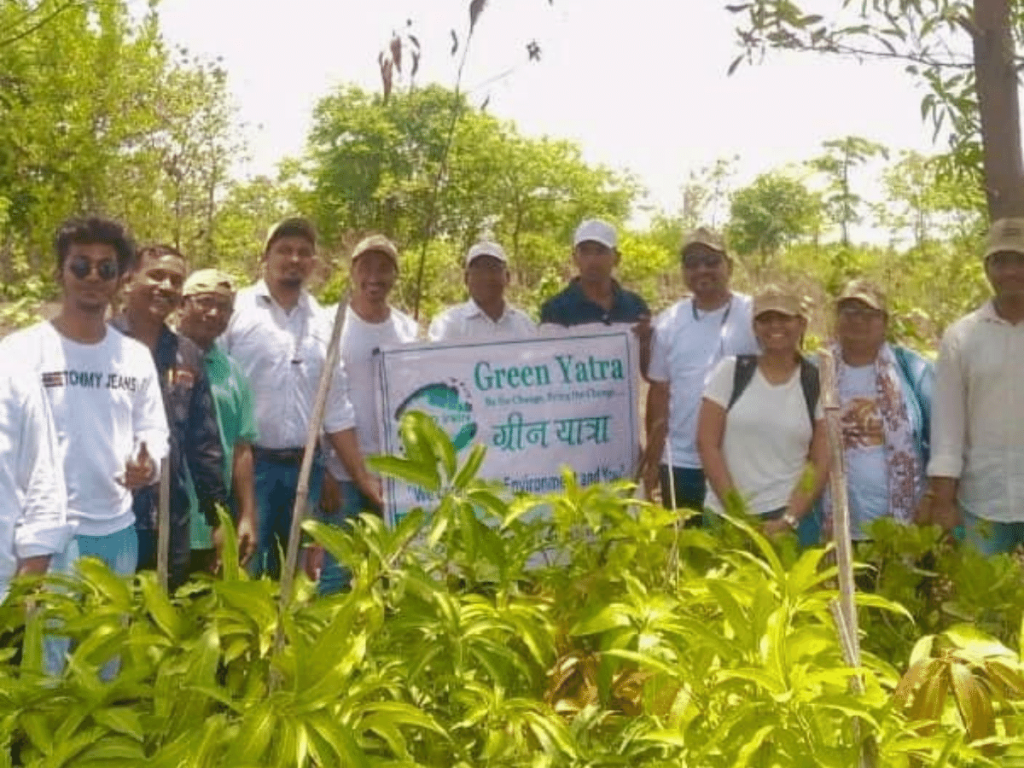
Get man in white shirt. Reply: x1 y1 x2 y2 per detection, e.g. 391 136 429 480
220 217 378 579
923 217 1024 554
0 216 169 577
428 241 536 341
319 234 418 594
641 227 758 517
0 363 70 600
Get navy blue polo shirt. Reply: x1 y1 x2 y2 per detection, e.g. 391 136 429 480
539 278 650 326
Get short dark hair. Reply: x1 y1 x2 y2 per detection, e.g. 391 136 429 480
54 216 136 275
134 243 187 273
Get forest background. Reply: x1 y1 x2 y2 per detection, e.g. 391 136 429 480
0 0 996 348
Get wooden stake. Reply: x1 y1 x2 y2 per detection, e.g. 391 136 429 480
819 349 875 768
275 295 349 635
157 457 170 593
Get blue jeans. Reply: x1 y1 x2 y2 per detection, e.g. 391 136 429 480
318 480 380 596
45 524 138 677
658 465 707 520
960 511 1024 556
252 454 324 580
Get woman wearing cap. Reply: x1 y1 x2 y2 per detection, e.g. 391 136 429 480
696 285 828 538
824 280 933 541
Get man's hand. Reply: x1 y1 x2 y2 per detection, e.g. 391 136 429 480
121 441 156 490
639 450 660 502
762 517 793 538
357 473 384 511
927 497 962 531
235 514 257 566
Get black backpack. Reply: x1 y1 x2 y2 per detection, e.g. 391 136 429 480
727 354 820 425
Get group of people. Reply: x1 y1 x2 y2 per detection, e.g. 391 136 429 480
0 209 1022 625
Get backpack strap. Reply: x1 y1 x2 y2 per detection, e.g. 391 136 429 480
727 355 758 411
798 356 820 425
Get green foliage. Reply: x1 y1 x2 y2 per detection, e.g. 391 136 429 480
727 171 821 276
3 415 1022 766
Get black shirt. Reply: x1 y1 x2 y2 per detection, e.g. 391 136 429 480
539 278 650 327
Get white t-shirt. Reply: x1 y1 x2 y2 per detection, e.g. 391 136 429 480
703 356 822 516
0 322 169 536
839 364 888 539
648 294 758 468
324 305 420 481
428 300 536 341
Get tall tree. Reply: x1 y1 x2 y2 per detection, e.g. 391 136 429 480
729 0 1024 220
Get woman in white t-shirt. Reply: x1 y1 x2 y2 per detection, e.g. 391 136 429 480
696 285 828 538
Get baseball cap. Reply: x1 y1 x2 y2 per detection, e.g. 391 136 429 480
351 234 399 267
264 217 317 253
837 279 887 312
983 217 1024 259
681 226 727 256
465 240 508 266
573 219 617 249
183 268 235 299
753 284 806 319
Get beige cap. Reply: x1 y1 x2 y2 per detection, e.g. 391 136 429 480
753 284 805 319
465 240 508 266
837 279 886 312
351 234 399 267
183 268 235 299
264 217 317 253
984 217 1024 259
681 226 727 256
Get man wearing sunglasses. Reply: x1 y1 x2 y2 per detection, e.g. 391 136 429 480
641 227 757 517
110 245 227 590
0 217 169 586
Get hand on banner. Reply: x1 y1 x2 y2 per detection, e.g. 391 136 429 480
632 314 652 344
121 441 156 489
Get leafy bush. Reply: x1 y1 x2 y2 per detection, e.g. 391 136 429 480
3 412 1023 766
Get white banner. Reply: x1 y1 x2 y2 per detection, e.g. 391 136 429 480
374 327 641 526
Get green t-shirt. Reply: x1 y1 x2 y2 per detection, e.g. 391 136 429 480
189 345 260 549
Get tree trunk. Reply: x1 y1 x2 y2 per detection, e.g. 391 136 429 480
973 0 1024 219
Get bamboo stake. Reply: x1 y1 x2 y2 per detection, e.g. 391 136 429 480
273 294 349 655
819 348 875 768
156 457 170 592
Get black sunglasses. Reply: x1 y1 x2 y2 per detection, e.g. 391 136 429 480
682 253 724 269
68 256 119 281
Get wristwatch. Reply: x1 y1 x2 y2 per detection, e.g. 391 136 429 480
782 512 799 530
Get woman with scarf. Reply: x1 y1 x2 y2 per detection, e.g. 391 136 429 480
824 280 933 540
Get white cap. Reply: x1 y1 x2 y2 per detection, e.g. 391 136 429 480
465 240 508 266
573 219 617 249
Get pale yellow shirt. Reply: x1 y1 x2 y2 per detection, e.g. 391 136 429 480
928 300 1024 522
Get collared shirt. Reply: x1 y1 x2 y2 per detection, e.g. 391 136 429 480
928 300 1024 522
648 294 758 468
539 278 649 327
428 299 537 341
110 315 227 529
220 280 356 450
0 363 70 598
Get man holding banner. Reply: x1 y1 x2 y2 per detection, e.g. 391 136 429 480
318 234 419 594
428 240 536 341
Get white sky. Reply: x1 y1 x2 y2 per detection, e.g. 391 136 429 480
156 0 938 218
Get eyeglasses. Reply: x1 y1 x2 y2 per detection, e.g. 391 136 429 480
838 305 885 320
682 253 724 269
68 256 119 281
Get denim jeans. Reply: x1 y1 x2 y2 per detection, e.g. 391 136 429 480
251 454 324 580
45 524 138 677
960 511 1024 556
658 465 707 526
318 480 380 596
